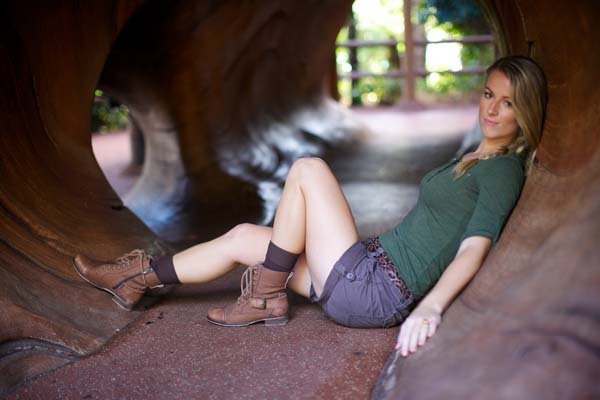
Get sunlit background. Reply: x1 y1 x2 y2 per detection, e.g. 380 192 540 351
335 0 494 106
91 0 493 133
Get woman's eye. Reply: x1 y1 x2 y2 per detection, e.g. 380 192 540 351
504 100 512 107
484 91 492 98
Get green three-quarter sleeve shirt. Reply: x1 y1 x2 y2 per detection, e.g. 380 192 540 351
378 153 525 300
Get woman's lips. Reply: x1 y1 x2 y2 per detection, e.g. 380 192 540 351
483 118 499 126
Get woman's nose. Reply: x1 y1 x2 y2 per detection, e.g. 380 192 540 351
487 100 499 116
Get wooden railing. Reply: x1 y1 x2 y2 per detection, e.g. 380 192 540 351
337 39 492 80
335 0 495 104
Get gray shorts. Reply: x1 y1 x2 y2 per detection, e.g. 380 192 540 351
309 239 415 328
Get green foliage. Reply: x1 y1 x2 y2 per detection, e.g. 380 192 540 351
337 43 403 106
418 0 494 99
418 0 488 34
336 0 404 106
352 0 404 39
419 42 493 98
336 0 493 105
91 90 129 133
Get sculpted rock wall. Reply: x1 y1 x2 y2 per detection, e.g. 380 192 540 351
99 0 356 245
0 1 160 393
374 1 600 398
0 0 352 393
2 0 598 396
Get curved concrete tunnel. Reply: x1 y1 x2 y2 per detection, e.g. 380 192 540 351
0 0 598 397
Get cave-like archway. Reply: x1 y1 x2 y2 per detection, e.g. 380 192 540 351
0 0 598 397
374 1 600 398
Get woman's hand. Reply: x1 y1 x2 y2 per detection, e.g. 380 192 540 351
395 304 442 356
394 237 491 356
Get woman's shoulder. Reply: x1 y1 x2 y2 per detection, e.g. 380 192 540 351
471 153 525 183
474 153 523 170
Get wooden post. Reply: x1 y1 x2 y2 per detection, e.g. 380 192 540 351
348 11 359 105
403 0 416 103
328 52 340 101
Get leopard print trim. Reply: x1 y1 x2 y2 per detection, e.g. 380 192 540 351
364 236 414 305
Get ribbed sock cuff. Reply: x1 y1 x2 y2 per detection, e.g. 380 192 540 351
150 255 181 285
263 241 300 273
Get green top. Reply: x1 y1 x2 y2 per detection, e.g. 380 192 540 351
379 154 525 300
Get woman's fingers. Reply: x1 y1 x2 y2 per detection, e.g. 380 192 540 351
397 320 413 355
417 321 429 346
396 322 408 352
427 318 438 338
408 321 424 353
397 317 440 356
396 302 444 356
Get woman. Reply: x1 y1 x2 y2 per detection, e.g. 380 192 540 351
74 55 548 357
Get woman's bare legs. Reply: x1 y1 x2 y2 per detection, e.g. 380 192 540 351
173 224 272 284
172 157 359 297
269 157 359 296
173 223 313 297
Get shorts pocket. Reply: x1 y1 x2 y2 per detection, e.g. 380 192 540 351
344 258 376 283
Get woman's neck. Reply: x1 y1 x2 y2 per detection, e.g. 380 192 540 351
476 137 514 154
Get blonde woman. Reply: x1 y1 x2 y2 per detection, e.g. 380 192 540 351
74 55 548 356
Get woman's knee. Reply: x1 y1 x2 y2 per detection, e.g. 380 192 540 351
223 223 271 265
224 223 259 242
289 157 330 183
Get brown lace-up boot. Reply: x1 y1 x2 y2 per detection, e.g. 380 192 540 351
73 249 164 311
207 264 291 327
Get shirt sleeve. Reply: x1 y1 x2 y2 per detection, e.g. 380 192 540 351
461 156 525 244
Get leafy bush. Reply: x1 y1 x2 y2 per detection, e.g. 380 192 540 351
418 0 494 98
91 90 129 133
336 0 494 105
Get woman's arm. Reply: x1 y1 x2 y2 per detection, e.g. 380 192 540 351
396 236 492 356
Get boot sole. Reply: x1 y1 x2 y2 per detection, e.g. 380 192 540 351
72 260 134 311
206 315 288 327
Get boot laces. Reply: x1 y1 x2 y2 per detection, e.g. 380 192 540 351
115 249 147 265
235 265 294 305
237 265 259 305
114 249 153 286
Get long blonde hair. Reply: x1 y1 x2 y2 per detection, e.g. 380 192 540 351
454 55 548 178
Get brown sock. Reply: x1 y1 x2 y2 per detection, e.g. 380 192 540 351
150 255 181 284
263 241 300 273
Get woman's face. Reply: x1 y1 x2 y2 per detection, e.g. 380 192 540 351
479 70 519 144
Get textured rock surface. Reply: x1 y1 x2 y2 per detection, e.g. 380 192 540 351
0 1 164 394
98 0 358 245
0 0 352 394
373 1 600 399
1 0 599 397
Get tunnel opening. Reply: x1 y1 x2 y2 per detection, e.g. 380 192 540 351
3 0 599 397
330 0 498 172
89 0 499 245
334 0 496 107
91 90 143 199
90 0 366 247
324 0 498 236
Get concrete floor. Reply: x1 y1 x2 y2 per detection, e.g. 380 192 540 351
7 105 476 400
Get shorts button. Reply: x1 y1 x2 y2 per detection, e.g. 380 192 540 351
346 272 355 280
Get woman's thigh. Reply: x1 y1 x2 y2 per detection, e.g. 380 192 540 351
294 158 360 296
